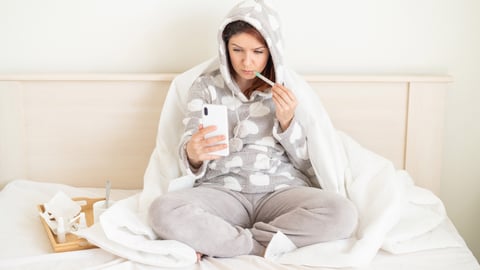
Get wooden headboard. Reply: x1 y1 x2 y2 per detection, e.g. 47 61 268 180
0 74 451 194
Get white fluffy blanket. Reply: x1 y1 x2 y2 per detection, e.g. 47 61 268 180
76 58 460 268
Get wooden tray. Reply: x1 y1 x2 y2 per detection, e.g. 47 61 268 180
38 197 104 252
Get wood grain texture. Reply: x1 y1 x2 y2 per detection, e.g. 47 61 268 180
0 74 451 193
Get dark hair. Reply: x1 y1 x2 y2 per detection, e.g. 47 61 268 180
222 21 275 97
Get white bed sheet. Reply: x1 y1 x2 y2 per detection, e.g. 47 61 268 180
0 179 478 270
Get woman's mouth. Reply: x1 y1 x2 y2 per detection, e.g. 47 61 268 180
242 70 254 76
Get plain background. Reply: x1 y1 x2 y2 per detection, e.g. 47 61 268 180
0 0 478 261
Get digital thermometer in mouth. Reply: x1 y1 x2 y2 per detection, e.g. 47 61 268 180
255 71 275 86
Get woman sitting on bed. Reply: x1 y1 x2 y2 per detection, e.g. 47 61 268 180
149 0 357 259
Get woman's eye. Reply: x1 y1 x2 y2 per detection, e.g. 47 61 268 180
232 48 242 52
254 50 264 54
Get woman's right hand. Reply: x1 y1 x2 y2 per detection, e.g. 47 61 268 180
186 124 227 168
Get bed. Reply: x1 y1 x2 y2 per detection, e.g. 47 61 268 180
0 71 478 270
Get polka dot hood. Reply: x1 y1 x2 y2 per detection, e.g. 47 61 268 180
179 0 316 193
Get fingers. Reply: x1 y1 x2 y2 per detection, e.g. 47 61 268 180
193 142 228 162
203 144 228 158
187 125 228 163
194 126 226 146
272 84 296 130
192 125 215 142
272 84 296 105
272 84 296 112
272 85 296 113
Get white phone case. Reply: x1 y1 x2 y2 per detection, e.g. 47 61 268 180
202 104 229 156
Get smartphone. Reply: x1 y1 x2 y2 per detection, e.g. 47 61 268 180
202 104 229 156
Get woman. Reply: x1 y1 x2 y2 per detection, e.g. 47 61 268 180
149 0 357 259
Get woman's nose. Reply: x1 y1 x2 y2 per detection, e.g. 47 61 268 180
243 52 253 65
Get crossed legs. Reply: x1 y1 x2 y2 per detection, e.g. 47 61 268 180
148 186 357 258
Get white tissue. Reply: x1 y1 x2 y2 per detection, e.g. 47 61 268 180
43 191 81 220
40 191 82 236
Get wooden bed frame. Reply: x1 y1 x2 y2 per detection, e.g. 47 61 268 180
0 74 452 194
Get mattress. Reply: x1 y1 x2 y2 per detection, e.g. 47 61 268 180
0 179 478 270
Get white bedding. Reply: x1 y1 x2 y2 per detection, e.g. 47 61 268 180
0 179 479 270
94 59 466 268
0 62 478 269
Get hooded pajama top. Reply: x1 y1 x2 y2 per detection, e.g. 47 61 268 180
178 1 317 194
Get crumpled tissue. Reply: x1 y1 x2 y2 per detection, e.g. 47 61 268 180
39 191 86 242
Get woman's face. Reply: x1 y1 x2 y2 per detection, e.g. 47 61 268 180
227 32 270 87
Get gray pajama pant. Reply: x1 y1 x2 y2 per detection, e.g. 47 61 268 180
148 186 358 258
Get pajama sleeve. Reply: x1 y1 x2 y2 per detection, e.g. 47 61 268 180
272 117 316 177
178 80 211 180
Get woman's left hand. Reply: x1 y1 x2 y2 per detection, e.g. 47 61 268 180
272 83 297 131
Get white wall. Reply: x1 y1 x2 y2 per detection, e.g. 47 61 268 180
1 0 479 261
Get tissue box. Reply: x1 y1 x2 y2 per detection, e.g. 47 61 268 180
38 197 104 252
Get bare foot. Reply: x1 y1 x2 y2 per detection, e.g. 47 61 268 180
196 252 204 263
